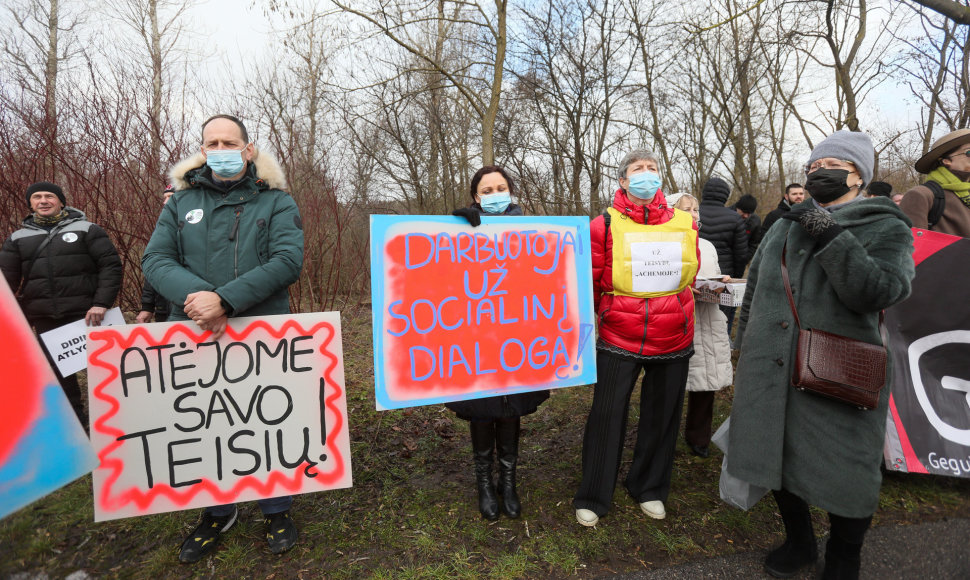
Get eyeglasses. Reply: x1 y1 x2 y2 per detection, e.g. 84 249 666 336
804 159 856 175
947 149 970 160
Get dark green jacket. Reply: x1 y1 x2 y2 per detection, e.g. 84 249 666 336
727 197 914 517
142 152 304 319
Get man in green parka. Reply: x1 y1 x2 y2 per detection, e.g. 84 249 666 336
142 114 304 563
727 131 914 580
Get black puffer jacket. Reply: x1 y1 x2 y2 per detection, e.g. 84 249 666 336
762 198 792 233
698 178 749 278
1 208 122 322
444 201 549 421
743 213 763 258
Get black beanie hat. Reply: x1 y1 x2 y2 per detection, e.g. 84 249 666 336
25 181 66 206
735 194 758 214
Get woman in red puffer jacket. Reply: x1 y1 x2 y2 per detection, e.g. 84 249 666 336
573 149 699 527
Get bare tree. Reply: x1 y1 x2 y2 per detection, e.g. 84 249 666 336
897 1 970 153
675 0 777 197
625 0 682 192
248 9 371 310
513 0 635 214
98 0 192 192
910 0 970 23
1 0 83 178
801 0 904 132
331 0 507 165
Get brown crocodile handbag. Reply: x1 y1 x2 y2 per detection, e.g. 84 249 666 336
781 240 887 410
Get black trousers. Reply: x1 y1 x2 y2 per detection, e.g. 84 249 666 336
574 349 689 516
684 390 715 447
32 317 86 425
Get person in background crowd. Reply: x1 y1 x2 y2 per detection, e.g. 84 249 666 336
728 131 914 580
891 192 904 205
449 166 549 521
0 181 122 424
136 184 175 324
698 177 748 331
573 149 698 527
732 193 762 260
143 114 304 563
900 128 970 237
669 193 733 459
866 181 892 200
762 183 806 232
135 280 170 323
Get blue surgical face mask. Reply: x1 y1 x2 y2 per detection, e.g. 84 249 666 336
627 171 662 201
480 192 511 214
206 148 247 178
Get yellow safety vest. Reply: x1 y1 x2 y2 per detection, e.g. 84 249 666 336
607 207 699 298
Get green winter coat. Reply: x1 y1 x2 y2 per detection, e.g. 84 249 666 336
142 151 304 319
727 197 914 518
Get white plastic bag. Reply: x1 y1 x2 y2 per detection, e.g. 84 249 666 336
712 417 768 510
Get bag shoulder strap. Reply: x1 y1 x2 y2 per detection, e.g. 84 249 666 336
16 228 58 298
925 180 946 228
780 238 801 329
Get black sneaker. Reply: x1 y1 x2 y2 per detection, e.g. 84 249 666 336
264 510 298 554
178 507 238 563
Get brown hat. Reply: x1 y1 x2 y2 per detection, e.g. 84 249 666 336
915 128 970 174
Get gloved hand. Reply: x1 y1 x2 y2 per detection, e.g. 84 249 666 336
782 207 843 247
452 207 481 227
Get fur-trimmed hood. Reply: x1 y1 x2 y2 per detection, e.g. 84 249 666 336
168 149 288 191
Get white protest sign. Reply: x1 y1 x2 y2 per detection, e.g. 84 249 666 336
86 312 352 521
39 307 126 376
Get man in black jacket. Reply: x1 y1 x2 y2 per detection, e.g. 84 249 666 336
0 181 122 422
762 183 806 233
135 281 170 323
698 177 748 278
698 177 748 330
732 193 762 260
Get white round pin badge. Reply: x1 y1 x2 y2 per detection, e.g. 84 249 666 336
186 209 204 224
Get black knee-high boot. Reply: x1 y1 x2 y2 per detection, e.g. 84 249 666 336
495 417 521 518
765 488 818 578
469 421 499 520
823 512 871 580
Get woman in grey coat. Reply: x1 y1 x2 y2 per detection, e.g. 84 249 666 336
727 131 914 579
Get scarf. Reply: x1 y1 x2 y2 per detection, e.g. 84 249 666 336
32 209 69 227
812 192 865 213
926 166 970 209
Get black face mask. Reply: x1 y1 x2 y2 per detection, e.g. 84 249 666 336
805 168 851 204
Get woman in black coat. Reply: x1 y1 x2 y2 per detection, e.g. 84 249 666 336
449 166 549 520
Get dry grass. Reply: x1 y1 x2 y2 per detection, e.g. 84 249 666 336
3 306 969 579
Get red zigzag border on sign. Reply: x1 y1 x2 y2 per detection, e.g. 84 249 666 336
88 320 346 511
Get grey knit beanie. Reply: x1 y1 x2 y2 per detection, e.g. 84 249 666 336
807 130 874 188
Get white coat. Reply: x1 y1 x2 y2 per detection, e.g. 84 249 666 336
687 238 734 392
